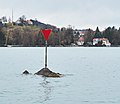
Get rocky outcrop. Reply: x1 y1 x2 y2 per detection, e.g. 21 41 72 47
22 70 30 75
35 68 62 77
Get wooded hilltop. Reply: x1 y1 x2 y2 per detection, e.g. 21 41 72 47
0 15 120 47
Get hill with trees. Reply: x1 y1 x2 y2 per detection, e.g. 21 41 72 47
0 15 120 47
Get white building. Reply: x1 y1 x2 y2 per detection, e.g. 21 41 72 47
73 30 86 36
77 37 84 46
93 38 111 46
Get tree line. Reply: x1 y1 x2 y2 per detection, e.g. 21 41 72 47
0 23 120 47
0 24 74 47
83 26 120 46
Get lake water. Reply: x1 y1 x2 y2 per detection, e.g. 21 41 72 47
0 47 120 104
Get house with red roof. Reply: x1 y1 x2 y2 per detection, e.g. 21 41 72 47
77 37 85 46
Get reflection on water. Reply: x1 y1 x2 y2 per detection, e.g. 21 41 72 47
38 77 53 103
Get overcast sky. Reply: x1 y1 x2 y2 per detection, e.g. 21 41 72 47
0 0 120 30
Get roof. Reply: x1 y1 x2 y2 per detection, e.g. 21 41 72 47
79 37 84 41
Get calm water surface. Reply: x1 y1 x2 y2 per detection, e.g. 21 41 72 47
0 47 120 104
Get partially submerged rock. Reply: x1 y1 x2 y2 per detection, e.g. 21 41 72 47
35 68 62 77
22 70 30 75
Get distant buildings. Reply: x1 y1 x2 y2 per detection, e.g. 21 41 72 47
73 29 86 36
93 38 111 46
73 29 88 46
15 19 57 29
73 29 111 46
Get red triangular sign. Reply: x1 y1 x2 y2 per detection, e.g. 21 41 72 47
41 29 52 41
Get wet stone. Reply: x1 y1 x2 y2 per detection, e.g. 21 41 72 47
35 68 62 77
22 70 30 75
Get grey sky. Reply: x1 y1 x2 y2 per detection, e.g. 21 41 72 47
0 0 120 30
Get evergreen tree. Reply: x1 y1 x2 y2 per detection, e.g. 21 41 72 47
64 28 74 45
111 26 119 45
103 26 118 45
103 27 112 43
94 27 102 38
84 28 94 44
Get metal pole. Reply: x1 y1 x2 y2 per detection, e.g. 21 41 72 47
45 40 47 68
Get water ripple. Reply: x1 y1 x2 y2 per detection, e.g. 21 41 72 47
82 100 117 104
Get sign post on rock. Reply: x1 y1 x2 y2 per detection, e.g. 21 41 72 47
41 29 51 68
